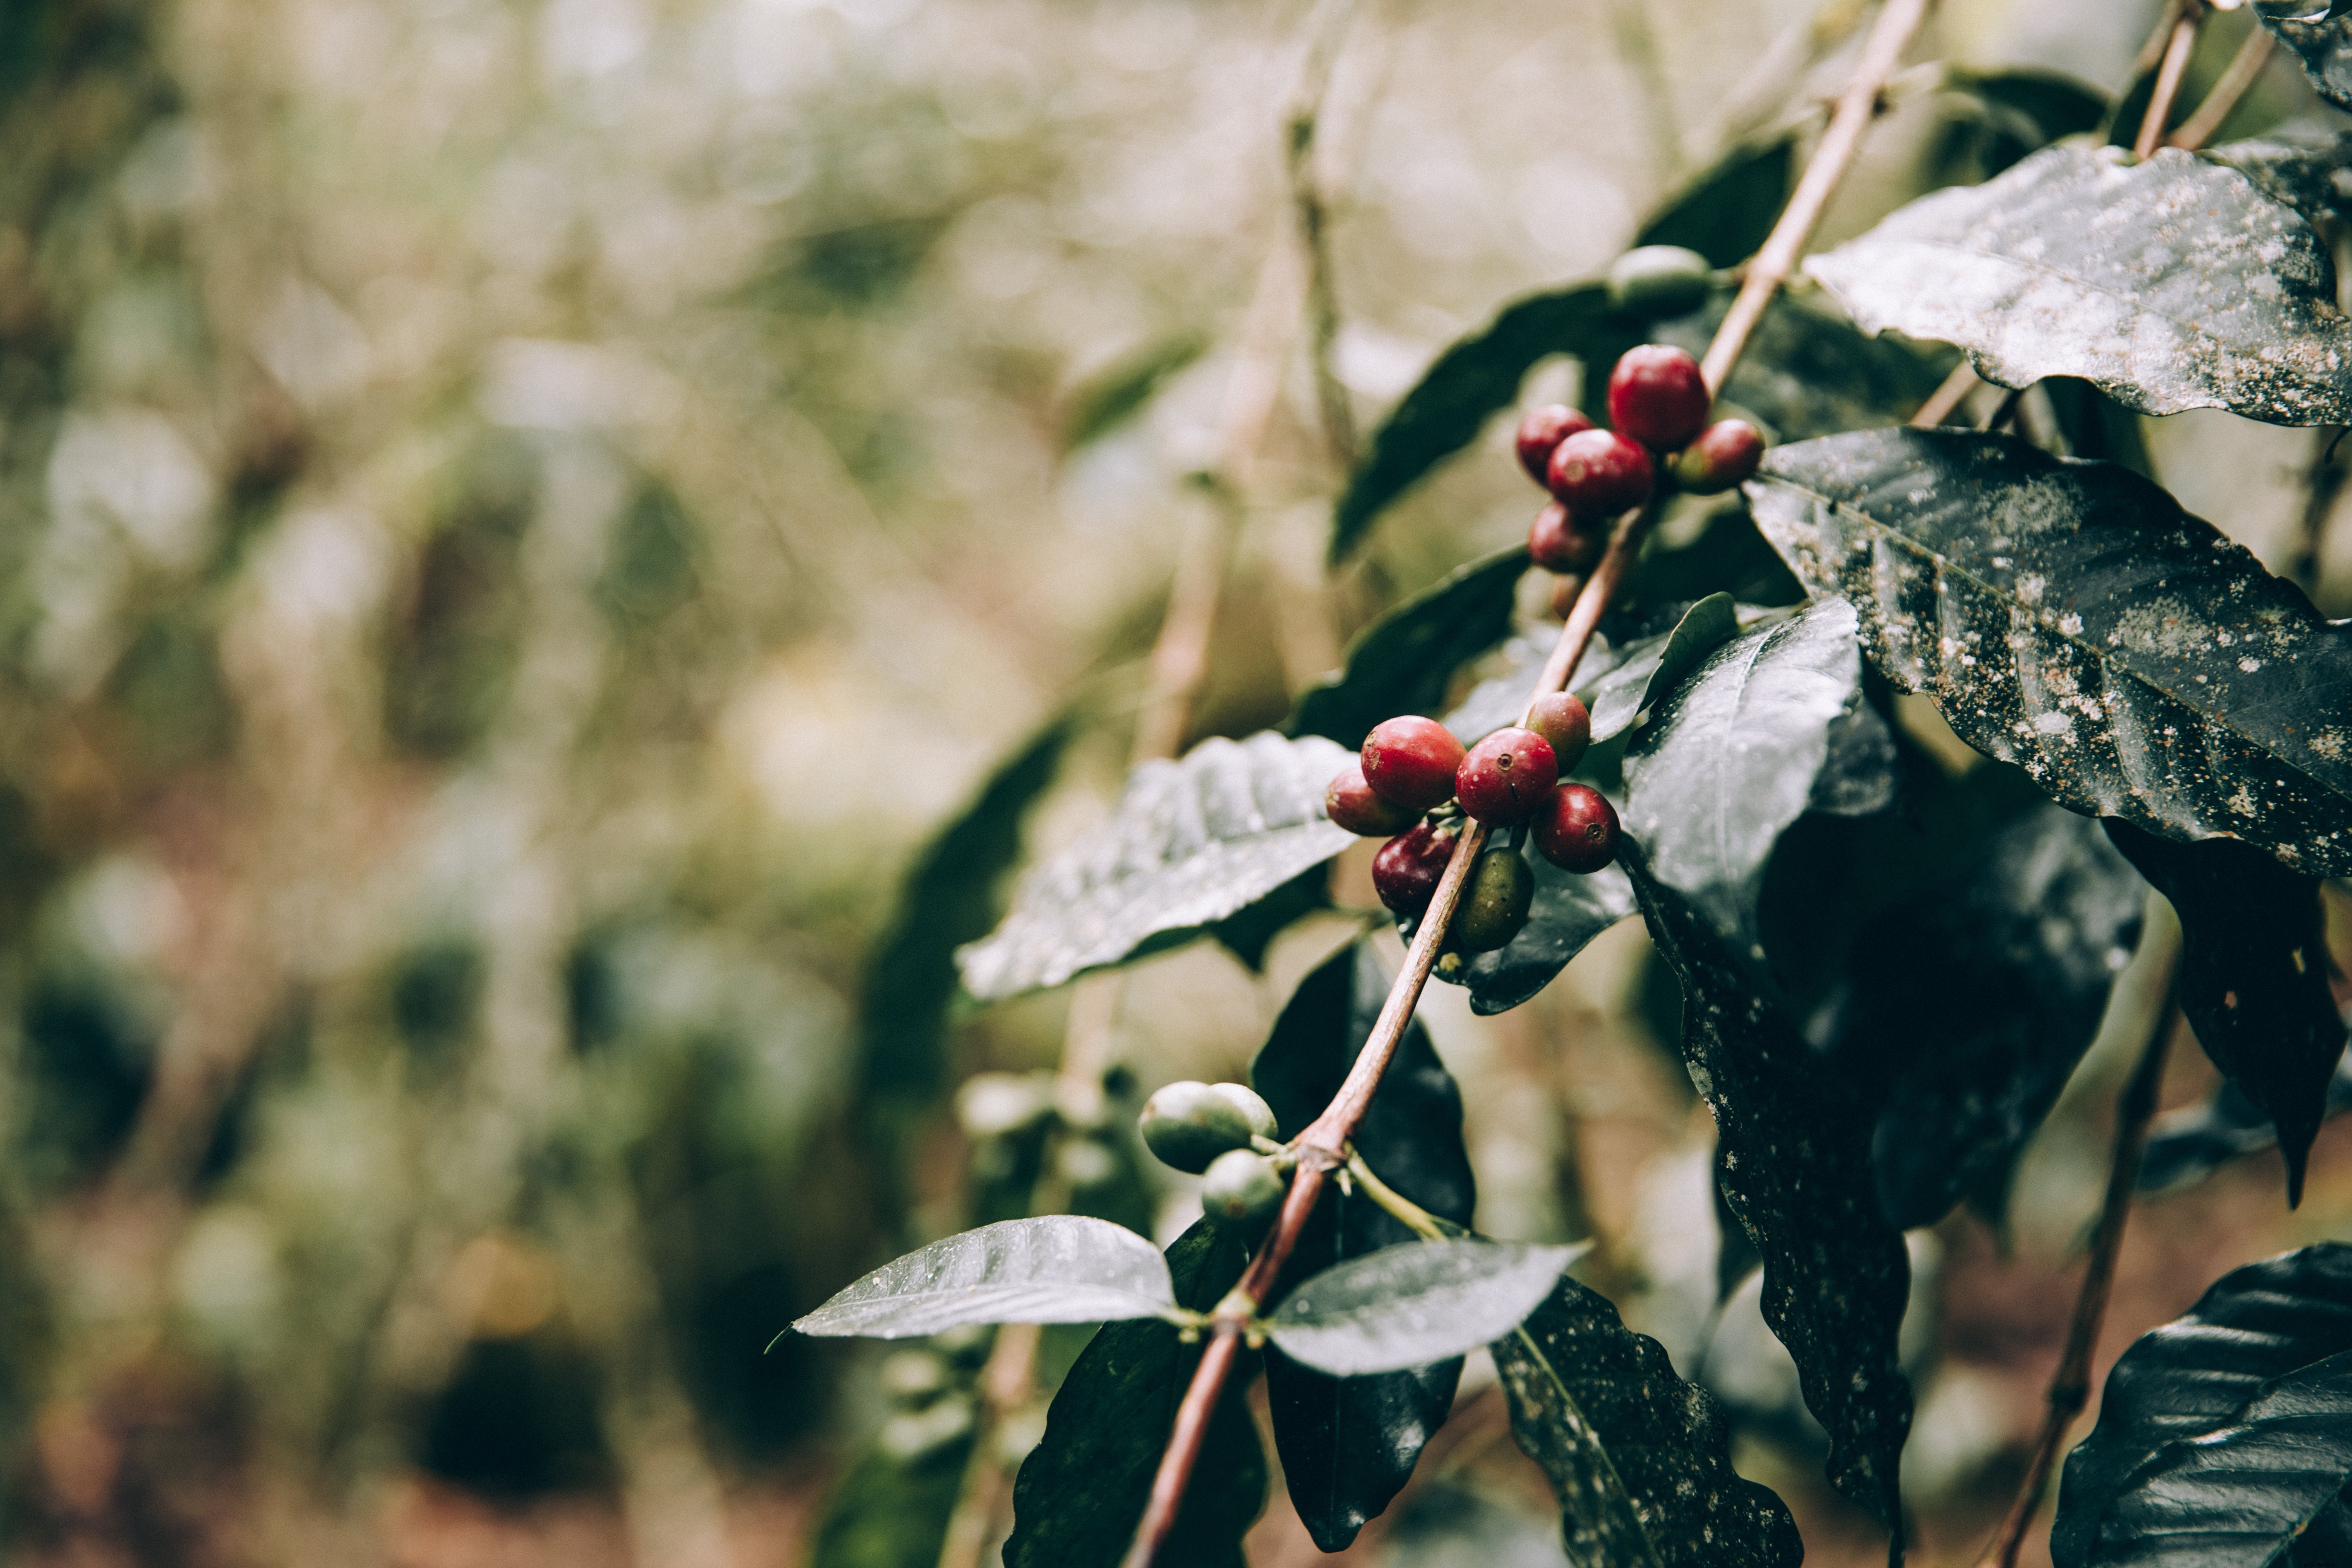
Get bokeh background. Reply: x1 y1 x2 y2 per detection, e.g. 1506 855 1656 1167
3 0 2350 1564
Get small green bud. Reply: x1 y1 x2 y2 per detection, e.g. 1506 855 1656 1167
1451 846 1535 952
1207 1082 1278 1143
1140 1081 1262 1173
1199 1148 1287 1235
1605 245 1715 318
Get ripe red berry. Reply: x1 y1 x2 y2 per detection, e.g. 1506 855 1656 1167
1324 763 1418 836
1526 692 1592 771
1546 429 1654 519
1514 404 1594 485
1455 727 1559 825
1608 344 1712 452
1527 502 1607 573
1372 820 1460 915
1534 784 1620 873
1361 716 1466 813
1669 418 1765 495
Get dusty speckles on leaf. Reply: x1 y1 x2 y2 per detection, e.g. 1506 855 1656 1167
1806 141 2352 426
1748 429 2352 874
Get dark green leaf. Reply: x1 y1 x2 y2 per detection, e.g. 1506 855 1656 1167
1252 939 1477 1552
1289 547 1529 750
958 732 1357 1001
1946 66 2108 147
1004 1222 1266 1568
2141 1061 2352 1194
1652 294 1956 443
2054 1243 2352 1568
1836 805 2146 1228
1496 1274 1805 1568
809 1430 974 1568
1265 1239 1581 1376
1749 429 2352 875
2257 3 2352 109
1451 845 1639 1017
793 1217 1181 1338
1806 141 2352 425
1584 594 1740 744
1636 137 1795 267
1060 333 1209 452
860 717 1072 1206
1621 843 1913 1537
1621 599 1890 944
2103 820 2348 1207
1329 286 1639 562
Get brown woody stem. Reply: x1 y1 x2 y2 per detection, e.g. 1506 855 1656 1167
2167 23 2272 151
1120 3 1934 1562
2133 3 2203 160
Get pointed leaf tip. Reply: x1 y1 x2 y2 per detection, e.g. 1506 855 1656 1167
793 1216 1180 1339
1264 1238 1587 1376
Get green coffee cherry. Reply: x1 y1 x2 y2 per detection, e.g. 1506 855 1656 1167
1605 245 1714 318
1139 1080 1275 1173
1452 845 1535 952
1200 1148 1287 1235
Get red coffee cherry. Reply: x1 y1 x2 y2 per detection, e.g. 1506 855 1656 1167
1526 692 1592 771
1607 344 1712 453
1534 784 1621 873
1455 726 1559 825
1546 429 1654 519
1361 716 1466 813
1515 404 1594 485
1325 763 1418 836
1528 502 1607 573
1669 418 1765 495
1372 819 1461 915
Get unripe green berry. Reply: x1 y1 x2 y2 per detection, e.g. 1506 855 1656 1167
1451 846 1534 952
1199 1148 1287 1235
1606 245 1714 318
1139 1080 1272 1173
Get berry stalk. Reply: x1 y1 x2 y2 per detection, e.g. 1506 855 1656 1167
1121 5 1934 1562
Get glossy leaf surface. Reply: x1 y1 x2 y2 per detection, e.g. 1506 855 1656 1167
1265 1239 1581 1376
1750 429 2352 874
793 1216 1179 1338
1652 294 1955 443
1289 547 1528 750
959 732 1356 1000
2104 820 2349 1207
1623 844 1913 1535
2257 3 2352 108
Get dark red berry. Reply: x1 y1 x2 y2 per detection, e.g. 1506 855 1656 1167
1546 429 1654 519
1372 820 1460 915
1607 344 1712 452
1361 716 1466 813
1326 763 1418 835
1456 727 1559 825
1549 573 1584 620
1526 692 1592 771
1669 418 1765 495
1515 404 1594 485
1534 784 1620 873
1528 502 1607 573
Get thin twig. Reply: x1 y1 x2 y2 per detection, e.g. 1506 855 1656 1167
1118 5 1935 1564
2168 23 2273 150
1288 0 1362 472
2133 3 2204 160
1978 989 2184 1568
1912 360 1982 427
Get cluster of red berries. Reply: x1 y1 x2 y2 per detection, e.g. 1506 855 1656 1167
1515 343 1764 614
1324 701 1619 954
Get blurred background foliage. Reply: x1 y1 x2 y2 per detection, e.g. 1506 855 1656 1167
0 0 2348 1564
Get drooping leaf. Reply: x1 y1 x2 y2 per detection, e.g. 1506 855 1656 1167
1583 593 1741 744
1806 141 2352 425
1621 598 1890 945
1832 805 2147 1228
1496 1275 1805 1568
859 717 1072 1204
1289 547 1529 750
958 732 1357 1001
1003 1222 1265 1568
1265 1239 1581 1376
2141 1057 2352 1194
2104 820 2348 1207
793 1217 1182 1338
2257 3 2352 109
1252 939 1477 1552
1060 332 1209 452
2054 1243 2352 1568
1636 135 1794 268
1621 843 1914 1537
1329 285 1642 562
1749 429 2352 875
